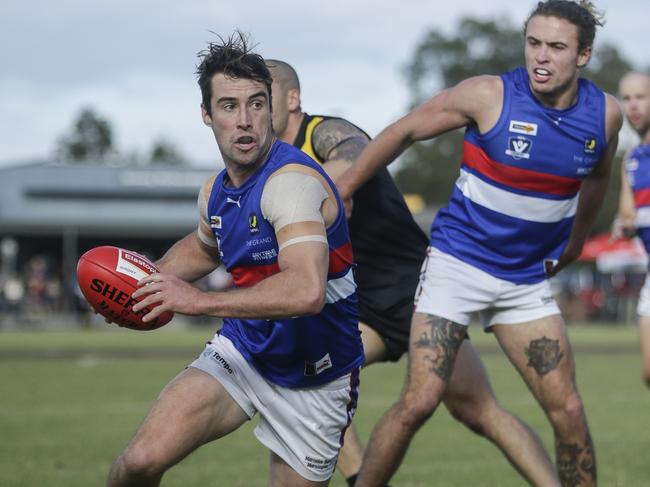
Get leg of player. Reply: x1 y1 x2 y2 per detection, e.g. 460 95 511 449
493 315 596 487
336 323 390 486
639 316 650 388
355 312 466 487
107 367 249 487
442 339 560 486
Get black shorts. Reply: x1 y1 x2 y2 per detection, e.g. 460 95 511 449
356 278 471 362
357 288 413 362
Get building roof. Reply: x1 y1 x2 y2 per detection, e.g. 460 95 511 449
0 163 217 237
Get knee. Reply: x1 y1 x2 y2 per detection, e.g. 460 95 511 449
546 392 586 430
113 444 167 481
446 398 490 436
396 391 442 430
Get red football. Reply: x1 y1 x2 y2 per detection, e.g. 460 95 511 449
76 246 174 330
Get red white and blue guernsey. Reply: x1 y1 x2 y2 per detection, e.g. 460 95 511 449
430 67 607 284
206 140 363 388
625 144 650 255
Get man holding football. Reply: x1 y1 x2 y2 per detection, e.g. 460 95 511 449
107 32 363 487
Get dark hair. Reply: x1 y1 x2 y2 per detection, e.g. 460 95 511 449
524 1 605 52
196 31 273 116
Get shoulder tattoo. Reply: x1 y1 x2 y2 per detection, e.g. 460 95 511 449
312 118 369 161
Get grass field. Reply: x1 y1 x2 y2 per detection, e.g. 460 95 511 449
0 324 648 486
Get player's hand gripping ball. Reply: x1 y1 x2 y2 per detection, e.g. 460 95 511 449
76 246 174 330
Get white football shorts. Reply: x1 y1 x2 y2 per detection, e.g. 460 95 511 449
637 275 650 317
414 247 561 328
189 333 359 482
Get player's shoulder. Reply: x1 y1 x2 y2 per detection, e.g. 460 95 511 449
453 74 503 97
603 92 623 137
312 117 368 142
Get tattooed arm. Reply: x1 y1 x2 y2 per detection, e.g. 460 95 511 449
312 118 370 181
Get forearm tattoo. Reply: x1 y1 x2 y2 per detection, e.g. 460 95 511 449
525 336 564 376
312 118 369 161
414 315 466 381
556 432 597 486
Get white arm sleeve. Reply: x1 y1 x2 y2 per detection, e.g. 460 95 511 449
197 183 218 248
261 171 329 231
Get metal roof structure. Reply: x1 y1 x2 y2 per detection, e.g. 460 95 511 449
0 162 217 237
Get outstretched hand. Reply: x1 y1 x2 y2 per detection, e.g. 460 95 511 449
132 273 203 323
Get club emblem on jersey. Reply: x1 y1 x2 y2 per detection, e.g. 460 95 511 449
505 136 532 160
210 215 222 229
584 137 597 154
508 120 538 136
248 213 260 234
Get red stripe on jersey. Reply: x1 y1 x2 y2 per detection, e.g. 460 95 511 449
634 188 650 208
329 241 354 275
463 141 581 197
231 262 280 287
230 241 353 287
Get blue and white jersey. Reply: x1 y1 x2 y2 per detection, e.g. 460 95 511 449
431 67 607 284
206 140 363 388
625 143 650 253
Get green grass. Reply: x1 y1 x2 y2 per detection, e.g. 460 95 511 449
0 325 647 486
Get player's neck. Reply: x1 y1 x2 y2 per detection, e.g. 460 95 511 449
534 83 579 110
283 112 305 146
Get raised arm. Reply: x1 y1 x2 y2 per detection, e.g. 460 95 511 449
335 75 503 201
547 93 624 275
132 165 339 322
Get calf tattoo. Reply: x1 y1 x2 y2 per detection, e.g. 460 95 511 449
525 336 563 376
414 316 465 381
556 433 597 486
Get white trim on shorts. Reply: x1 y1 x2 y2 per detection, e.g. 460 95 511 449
189 333 358 482
414 247 561 328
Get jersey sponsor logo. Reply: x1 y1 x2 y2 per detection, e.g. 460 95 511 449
246 236 273 247
226 196 241 208
248 212 259 234
584 137 597 154
505 136 532 160
251 248 277 261
210 215 222 229
304 352 332 376
508 120 538 136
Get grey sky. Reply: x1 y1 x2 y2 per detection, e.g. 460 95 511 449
1 0 648 168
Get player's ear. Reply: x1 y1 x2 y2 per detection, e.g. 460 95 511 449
577 46 592 69
201 104 212 126
287 88 301 112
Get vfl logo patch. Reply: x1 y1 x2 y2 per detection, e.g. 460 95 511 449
584 137 597 154
505 136 532 160
509 120 538 136
210 215 222 229
248 213 260 234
